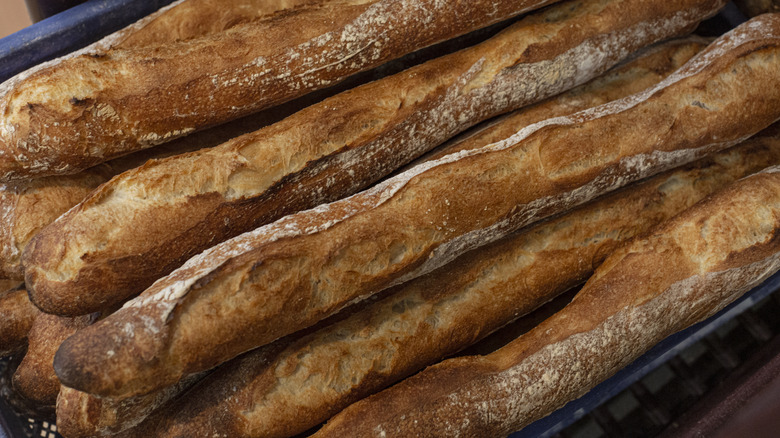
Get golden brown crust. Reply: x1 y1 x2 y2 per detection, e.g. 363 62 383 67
0 283 36 357
23 0 723 317
12 313 96 406
0 0 565 180
54 11 780 400
121 131 780 438
314 148 780 438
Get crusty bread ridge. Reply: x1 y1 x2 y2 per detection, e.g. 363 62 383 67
411 35 712 165
53 12 780 399
119 130 780 438
0 283 36 357
314 161 780 438
23 0 718 317
0 0 568 180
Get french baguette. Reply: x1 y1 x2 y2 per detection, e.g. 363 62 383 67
0 283 36 357
23 0 718 317
0 0 566 181
11 313 97 407
57 37 707 438
119 131 780 438
314 165 780 438
53 14 780 399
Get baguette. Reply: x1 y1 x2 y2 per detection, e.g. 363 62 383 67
0 283 36 357
53 14 780 399
314 166 780 438
59 38 707 438
23 0 718 317
119 132 780 438
0 0 565 180
11 313 97 407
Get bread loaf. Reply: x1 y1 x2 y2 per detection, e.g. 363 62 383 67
0 0 569 181
11 313 96 407
0 283 36 357
119 130 780 438
57 37 705 438
24 0 725 316
314 163 780 438
53 13 780 399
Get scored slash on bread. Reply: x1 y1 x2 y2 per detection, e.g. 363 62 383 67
22 0 726 317
0 0 565 180
51 13 780 400
313 151 780 438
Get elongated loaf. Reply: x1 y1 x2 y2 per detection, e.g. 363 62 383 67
0 283 36 357
0 0 566 181
119 131 780 438
59 38 706 438
11 313 96 407
53 14 780 399
24 0 717 317
314 165 780 438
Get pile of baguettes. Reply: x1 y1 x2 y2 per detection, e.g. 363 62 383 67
1 0 780 436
